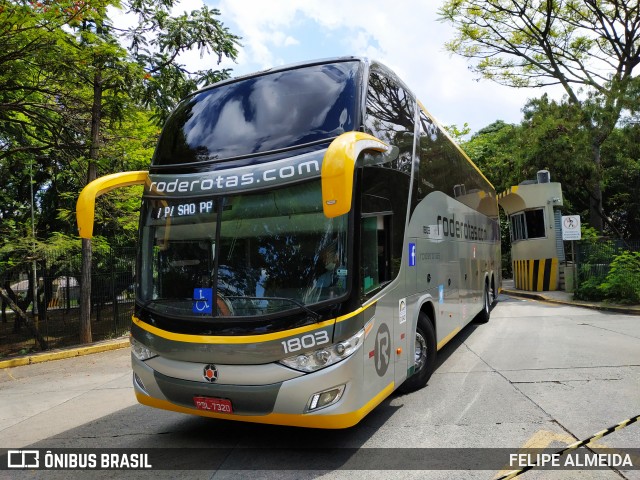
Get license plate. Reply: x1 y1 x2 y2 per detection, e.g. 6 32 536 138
194 396 233 414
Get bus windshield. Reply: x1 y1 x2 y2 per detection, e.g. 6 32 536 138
152 61 360 165
138 180 349 318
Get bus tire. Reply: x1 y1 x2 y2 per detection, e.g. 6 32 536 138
475 282 491 324
490 276 497 307
398 312 436 394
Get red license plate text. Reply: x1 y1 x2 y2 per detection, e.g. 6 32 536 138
193 396 233 414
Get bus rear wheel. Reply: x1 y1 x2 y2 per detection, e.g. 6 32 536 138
475 282 491 324
398 312 436 394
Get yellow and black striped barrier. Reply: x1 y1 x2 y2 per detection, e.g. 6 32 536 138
512 258 558 291
497 413 640 479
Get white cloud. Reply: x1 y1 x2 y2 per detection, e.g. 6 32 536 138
215 0 300 68
109 0 565 132
209 0 566 133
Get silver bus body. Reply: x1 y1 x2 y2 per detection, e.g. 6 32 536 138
78 57 500 428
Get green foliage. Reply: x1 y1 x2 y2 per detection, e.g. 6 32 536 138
574 274 607 302
464 95 640 239
0 0 241 269
582 240 615 265
439 1 640 94
519 96 593 208
440 0 640 231
598 251 640 304
600 123 640 237
581 225 600 241
443 123 471 143
573 240 640 304
572 237 611 301
0 230 110 274
462 120 520 194
573 242 609 302
55 110 158 240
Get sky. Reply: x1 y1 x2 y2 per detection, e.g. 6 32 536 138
137 0 566 135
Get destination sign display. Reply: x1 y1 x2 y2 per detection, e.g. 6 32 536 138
152 199 216 220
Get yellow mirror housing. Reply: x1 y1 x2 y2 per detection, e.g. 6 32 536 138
77 171 149 239
321 132 390 218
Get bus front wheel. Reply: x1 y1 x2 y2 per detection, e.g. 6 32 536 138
398 312 436 394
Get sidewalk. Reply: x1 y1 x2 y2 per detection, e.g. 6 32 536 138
501 279 640 315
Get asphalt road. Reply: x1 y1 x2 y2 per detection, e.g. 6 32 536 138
1 294 639 479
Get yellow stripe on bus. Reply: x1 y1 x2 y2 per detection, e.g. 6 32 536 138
136 381 395 429
437 327 461 351
132 301 377 345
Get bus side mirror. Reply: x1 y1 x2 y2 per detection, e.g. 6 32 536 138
321 132 393 218
77 171 149 239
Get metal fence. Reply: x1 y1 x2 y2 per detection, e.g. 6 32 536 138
575 238 640 300
1 246 136 358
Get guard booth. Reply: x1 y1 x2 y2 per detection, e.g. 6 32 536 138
498 170 565 291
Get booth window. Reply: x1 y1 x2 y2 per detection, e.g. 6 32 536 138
510 209 546 241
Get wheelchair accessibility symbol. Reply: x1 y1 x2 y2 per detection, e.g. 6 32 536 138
193 288 213 314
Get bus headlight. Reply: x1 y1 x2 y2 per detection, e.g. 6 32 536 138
130 336 157 361
279 328 364 372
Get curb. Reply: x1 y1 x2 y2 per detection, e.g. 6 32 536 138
502 289 640 315
0 337 130 369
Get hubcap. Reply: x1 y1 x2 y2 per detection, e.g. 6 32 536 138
414 331 427 372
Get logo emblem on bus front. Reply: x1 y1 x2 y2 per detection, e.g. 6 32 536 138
203 364 218 383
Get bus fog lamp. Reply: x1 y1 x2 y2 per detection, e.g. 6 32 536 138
279 328 365 372
307 384 346 412
130 337 157 361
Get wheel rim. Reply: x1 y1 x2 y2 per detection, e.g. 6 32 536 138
414 331 427 372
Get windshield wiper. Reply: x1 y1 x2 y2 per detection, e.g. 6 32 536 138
225 295 321 321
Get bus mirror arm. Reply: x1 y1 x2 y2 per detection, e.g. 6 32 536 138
76 171 149 239
321 132 391 218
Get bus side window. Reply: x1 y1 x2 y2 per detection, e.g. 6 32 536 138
361 214 391 299
361 68 415 297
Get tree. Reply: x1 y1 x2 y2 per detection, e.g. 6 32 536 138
600 121 640 237
443 122 471 144
440 0 640 231
0 1 92 162
460 120 520 194
463 96 640 239
0 2 96 253
0 0 240 343
67 0 240 343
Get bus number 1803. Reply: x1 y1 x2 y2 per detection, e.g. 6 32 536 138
281 331 330 354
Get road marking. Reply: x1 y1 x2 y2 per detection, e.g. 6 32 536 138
495 414 640 479
494 429 576 479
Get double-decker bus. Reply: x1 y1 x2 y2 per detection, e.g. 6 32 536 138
77 57 500 429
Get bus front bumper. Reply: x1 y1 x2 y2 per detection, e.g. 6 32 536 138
131 350 393 429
